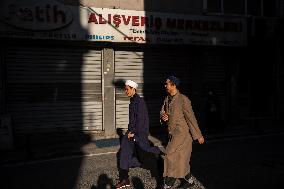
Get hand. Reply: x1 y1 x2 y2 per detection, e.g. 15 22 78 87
128 132 134 139
161 113 169 122
197 137 205 144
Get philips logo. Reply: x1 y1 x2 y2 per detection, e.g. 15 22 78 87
86 35 114 41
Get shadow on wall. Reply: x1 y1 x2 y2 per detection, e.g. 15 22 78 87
139 2 207 141
0 0 94 189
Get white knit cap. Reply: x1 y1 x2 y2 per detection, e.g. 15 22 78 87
125 80 138 89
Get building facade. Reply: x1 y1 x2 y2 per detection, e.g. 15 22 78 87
0 0 282 148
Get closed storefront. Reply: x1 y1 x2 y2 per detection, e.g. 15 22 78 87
200 49 226 119
0 1 247 140
0 48 4 115
5 45 103 134
114 47 194 129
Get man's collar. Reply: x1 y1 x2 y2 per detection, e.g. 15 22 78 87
169 90 179 97
130 93 138 101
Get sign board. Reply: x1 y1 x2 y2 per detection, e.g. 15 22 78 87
0 0 247 46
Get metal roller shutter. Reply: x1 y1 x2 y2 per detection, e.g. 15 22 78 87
115 49 193 129
200 50 226 119
6 46 102 133
115 51 144 129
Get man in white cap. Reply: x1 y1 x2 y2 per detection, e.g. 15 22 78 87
115 80 162 189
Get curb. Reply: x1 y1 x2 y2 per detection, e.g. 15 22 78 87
1 130 284 166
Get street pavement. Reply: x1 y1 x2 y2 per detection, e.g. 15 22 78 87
0 143 205 189
1 132 283 189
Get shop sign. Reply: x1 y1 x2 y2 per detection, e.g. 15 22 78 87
80 7 247 46
0 1 247 46
0 0 73 31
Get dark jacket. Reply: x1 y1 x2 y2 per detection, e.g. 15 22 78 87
119 93 160 170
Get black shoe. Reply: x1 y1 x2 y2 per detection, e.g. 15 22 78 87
115 178 130 189
162 177 175 189
177 179 195 189
162 184 173 189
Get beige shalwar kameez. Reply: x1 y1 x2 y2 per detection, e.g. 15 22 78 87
161 92 203 178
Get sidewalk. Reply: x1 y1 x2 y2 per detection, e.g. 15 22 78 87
1 129 283 189
1 123 283 165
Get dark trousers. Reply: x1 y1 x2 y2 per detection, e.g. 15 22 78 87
118 136 162 181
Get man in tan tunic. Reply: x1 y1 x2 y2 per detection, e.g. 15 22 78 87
160 76 205 189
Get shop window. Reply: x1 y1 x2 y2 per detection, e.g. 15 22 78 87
224 0 245 14
205 0 278 17
207 0 222 13
263 0 276 17
247 0 262 16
